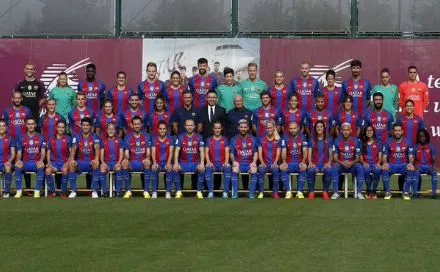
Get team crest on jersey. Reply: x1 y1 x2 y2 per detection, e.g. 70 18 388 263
188 142 193 147
264 112 269 118
29 140 34 145
27 85 32 91
302 82 307 88
344 146 349 151
80 114 85 119
377 116 381 122
244 115 248 118
250 86 255 91
192 113 195 116
84 141 88 146
15 112 20 118
201 81 205 87
150 86 154 91
396 147 401 152
293 143 297 148
88 86 93 92
136 141 140 146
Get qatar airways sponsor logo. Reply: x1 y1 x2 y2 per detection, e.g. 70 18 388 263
298 89 312 96
392 152 405 159
25 147 40 154
237 149 252 156
132 147 146 154
195 88 208 95
372 123 387 130
182 147 198 153
11 119 25 125
146 92 158 100
348 90 363 97
87 92 98 99
289 148 301 156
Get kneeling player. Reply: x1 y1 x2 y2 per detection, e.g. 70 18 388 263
280 121 308 199
205 121 231 199
382 123 416 200
100 123 124 197
258 120 282 199
332 123 365 200
307 121 333 200
14 117 45 198
230 120 258 199
412 129 436 198
46 120 71 197
151 120 174 199
0 119 16 198
173 119 205 199
122 116 152 199
68 117 101 198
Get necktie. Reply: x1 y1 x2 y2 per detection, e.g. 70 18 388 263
210 106 214 122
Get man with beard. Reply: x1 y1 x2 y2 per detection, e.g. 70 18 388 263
188 58 218 109
77 63 106 113
363 92 394 145
341 59 372 118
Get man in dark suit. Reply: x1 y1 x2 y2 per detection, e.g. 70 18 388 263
197 90 227 139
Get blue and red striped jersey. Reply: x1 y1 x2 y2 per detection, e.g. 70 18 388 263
362 140 382 164
336 111 362 137
95 113 121 139
152 135 174 164
121 109 148 134
282 110 307 133
164 85 184 114
206 136 229 164
124 132 151 162
341 79 372 117
175 133 204 163
77 80 106 112
3 106 31 141
47 135 71 163
105 87 136 115
333 137 360 163
269 85 292 113
397 115 425 145
148 111 170 138
383 138 410 164
72 133 100 161
252 106 283 137
137 79 166 114
39 113 64 141
188 74 218 108
0 135 14 163
258 136 282 164
230 135 257 165
310 138 332 165
102 137 123 163
412 144 435 166
18 133 45 162
364 110 394 145
282 134 308 163
321 87 342 117
307 109 333 135
68 108 95 136
290 77 319 114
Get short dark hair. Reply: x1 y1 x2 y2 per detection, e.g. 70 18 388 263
393 122 403 130
86 63 96 70
179 66 186 71
373 92 383 99
342 94 354 103
129 93 140 99
408 65 417 72
207 90 217 96
192 66 198 71
157 120 168 127
76 92 86 99
116 71 126 78
131 115 142 124
185 118 195 125
223 67 234 77
171 70 181 78
260 90 271 100
315 92 325 100
197 58 208 65
0 119 6 126
81 117 92 125
183 90 193 97
325 69 336 79
350 59 362 68
214 61 220 65
404 99 415 106
146 62 157 69
26 117 36 123
212 121 223 128
56 119 67 126
380 67 390 74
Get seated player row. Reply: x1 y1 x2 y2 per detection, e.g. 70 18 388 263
0 114 435 200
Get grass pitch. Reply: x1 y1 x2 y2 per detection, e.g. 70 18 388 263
1 196 440 272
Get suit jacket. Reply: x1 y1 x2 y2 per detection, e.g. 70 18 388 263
198 105 227 139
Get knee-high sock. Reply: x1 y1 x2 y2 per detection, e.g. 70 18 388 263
68 172 77 192
123 169 130 190
307 170 315 193
332 168 339 193
272 170 280 193
4 172 12 193
60 174 68 193
45 174 56 193
204 167 214 193
231 172 239 196
257 168 265 193
165 171 173 192
115 170 122 193
35 168 44 191
92 169 101 193
249 173 257 197
432 171 438 195
323 169 332 192
100 172 108 193
143 169 151 191
196 172 205 191
382 172 391 193
151 170 159 192
364 168 372 193
15 168 23 190
297 171 306 192
223 166 232 193
372 169 381 193
408 171 418 196
280 170 290 192
403 174 412 194
174 172 182 191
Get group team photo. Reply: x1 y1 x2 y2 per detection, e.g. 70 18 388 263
3 57 435 201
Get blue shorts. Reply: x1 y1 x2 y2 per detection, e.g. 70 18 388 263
0 163 5 172
19 162 43 172
105 161 117 171
129 161 144 172
50 161 66 171
77 161 92 173
238 164 251 173
179 162 199 172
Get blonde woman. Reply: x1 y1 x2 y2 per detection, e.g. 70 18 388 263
48 72 76 121
257 119 282 199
